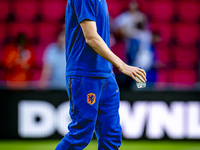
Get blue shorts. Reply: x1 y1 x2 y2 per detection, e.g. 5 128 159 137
55 73 122 150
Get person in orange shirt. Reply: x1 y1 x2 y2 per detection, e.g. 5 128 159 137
2 33 35 88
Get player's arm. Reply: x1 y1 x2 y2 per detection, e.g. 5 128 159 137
80 20 146 83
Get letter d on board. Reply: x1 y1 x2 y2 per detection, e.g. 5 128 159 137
18 100 55 138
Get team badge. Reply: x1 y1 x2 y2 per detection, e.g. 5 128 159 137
87 93 96 105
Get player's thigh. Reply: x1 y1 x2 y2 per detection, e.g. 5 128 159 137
96 74 122 137
101 74 120 115
66 75 102 120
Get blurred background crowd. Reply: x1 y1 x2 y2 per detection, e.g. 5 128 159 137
0 0 199 90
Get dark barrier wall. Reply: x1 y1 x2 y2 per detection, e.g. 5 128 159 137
0 90 200 140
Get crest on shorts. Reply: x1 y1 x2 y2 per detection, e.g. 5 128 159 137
87 93 96 105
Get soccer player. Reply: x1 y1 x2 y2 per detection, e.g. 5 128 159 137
55 0 146 149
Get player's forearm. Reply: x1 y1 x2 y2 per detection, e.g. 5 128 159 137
86 34 126 72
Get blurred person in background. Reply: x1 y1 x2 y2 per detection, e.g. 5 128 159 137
115 21 155 89
128 26 161 87
39 30 66 89
128 21 153 73
112 0 149 89
2 33 36 88
114 0 147 39
125 22 162 88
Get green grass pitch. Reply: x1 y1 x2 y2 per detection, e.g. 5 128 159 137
0 140 200 150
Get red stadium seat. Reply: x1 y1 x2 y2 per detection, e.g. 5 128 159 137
0 37 4 80
0 1 9 22
173 24 199 46
121 0 132 12
14 0 36 22
155 69 169 88
0 44 3 63
176 1 200 23
146 1 174 23
170 70 197 85
175 61 197 70
137 0 146 13
7 23 34 39
157 70 168 83
107 0 125 18
151 23 171 45
0 70 4 81
36 23 60 44
173 47 198 70
40 0 66 22
29 45 47 81
173 47 198 62
0 24 6 42
34 45 46 63
155 47 170 64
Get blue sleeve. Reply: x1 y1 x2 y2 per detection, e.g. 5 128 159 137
73 0 96 23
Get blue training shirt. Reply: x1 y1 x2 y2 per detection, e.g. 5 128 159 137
65 0 113 77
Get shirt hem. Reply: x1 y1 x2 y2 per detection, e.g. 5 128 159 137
66 70 113 78
78 15 96 24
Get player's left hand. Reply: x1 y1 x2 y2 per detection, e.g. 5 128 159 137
120 64 147 83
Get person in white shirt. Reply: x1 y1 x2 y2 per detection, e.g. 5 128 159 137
39 31 66 89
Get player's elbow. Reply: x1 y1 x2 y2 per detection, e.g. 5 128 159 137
85 34 98 46
85 36 97 47
85 37 92 45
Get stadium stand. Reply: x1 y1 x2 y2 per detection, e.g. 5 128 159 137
7 23 35 39
14 0 37 22
173 47 198 70
36 23 61 45
0 1 9 22
173 24 199 46
175 1 200 23
155 47 170 64
170 70 197 86
0 24 6 44
151 23 172 46
144 0 174 23
0 0 199 87
39 0 66 23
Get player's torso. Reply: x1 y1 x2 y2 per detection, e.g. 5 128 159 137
65 0 112 77
96 0 110 43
